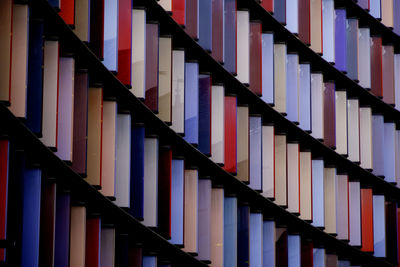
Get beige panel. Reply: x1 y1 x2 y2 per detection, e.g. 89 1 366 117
69 206 86 267
382 0 394 28
336 174 349 241
158 0 172 11
74 0 90 41
9 4 29 118
143 137 159 227
347 99 360 162
237 106 249 182
236 10 250 84
335 91 348 155
131 9 146 97
210 188 224 267
311 73 324 140
262 125 275 199
171 50 185 134
158 37 172 123
299 151 312 221
274 134 287 207
324 167 337 235
287 143 300 214
87 87 103 187
183 169 198 254
274 43 287 114
310 0 323 54
0 0 12 102
359 107 373 169
211 85 225 165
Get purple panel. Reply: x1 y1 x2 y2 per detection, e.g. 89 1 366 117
335 8 347 73
54 193 70 267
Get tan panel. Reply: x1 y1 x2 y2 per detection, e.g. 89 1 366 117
158 37 172 123
69 206 86 267
274 43 287 114
210 188 224 267
73 0 90 41
310 0 322 54
359 107 373 169
382 0 394 28
237 106 249 182
347 99 360 162
183 169 198 254
274 134 287 207
0 0 12 102
335 91 348 155
299 151 312 221
324 167 337 235
287 143 300 214
262 125 275 199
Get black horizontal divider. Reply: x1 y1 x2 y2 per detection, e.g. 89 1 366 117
5 0 393 266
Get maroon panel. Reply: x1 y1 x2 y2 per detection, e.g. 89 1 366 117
39 181 56 267
90 0 104 59
144 23 159 113
323 82 336 149
250 22 262 96
386 202 398 265
85 217 101 267
129 247 143 267
212 0 224 63
382 45 395 105
185 0 198 39
260 0 274 12
370 36 383 98
158 146 172 239
224 95 237 174
298 0 310 45
301 239 313 267
276 229 288 267
117 0 132 86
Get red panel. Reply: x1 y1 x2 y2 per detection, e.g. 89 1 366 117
301 239 313 267
370 36 383 98
85 217 101 267
158 146 172 239
0 140 9 262
172 0 185 26
250 22 262 96
260 0 274 12
185 0 198 39
224 95 237 174
144 23 159 113
361 188 374 252
298 0 310 45
90 0 105 59
59 0 75 26
212 0 224 63
323 82 336 149
117 0 132 86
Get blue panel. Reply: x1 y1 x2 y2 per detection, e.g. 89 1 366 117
198 0 212 51
311 159 324 228
372 115 384 177
285 0 298 34
249 213 263 267
224 197 238 267
395 0 400 35
299 64 311 132
54 192 70 267
263 221 275 267
373 195 386 257
21 169 41 267
261 33 274 105
184 62 199 145
288 235 301 267
170 159 184 245
273 0 286 24
338 260 351 267
384 123 396 183
48 0 60 9
130 126 145 219
199 74 212 156
224 0 236 73
103 0 118 71
346 19 358 81
334 8 347 73
286 54 299 124
238 205 250 267
143 255 157 267
249 116 262 191
26 19 44 134
313 248 325 267
322 0 335 63
197 179 211 261
370 0 381 20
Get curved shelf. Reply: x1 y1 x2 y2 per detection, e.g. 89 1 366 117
14 0 394 266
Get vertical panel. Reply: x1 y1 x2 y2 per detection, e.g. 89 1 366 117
71 71 89 175
358 28 371 89
158 0 172 11
211 85 225 165
273 0 286 24
286 0 299 34
115 113 131 208
358 0 370 10
310 0 322 54
370 36 383 98
143 137 159 227
158 146 172 239
275 228 288 267
172 0 185 25
170 159 184 246
322 0 335 63
336 175 349 241
85 217 101 267
87 86 103 187
396 130 400 186
312 159 324 228
262 125 275 199
313 248 325 267
335 90 347 156
396 54 400 111
69 206 86 267
370 0 381 20
212 0 224 63
224 95 237 174
238 205 250 267
298 0 310 45
237 106 249 183
334 8 347 73
184 169 198 254
199 74 212 156
39 182 56 267
287 143 300 214
361 188 374 252
274 43 287 114
9 4 29 118
382 45 395 105
54 193 70 267
130 125 145 219
323 82 336 149
250 22 262 96
144 23 159 113
89 0 104 59
171 50 185 134
0 141 9 262
100 228 115 267
261 33 274 105
41 40 59 149
55 57 75 162
143 256 157 267
346 19 359 81
237 10 250 85
197 179 212 262
261 0 274 12
185 0 198 39
211 188 224 267
286 53 300 124
395 0 400 35
198 0 212 51
0 0 12 103
115 234 129 267
131 9 146 98
21 169 41 267
224 0 236 73
263 221 276 267
249 213 263 267
117 0 132 85
311 73 324 140
249 116 263 191
99 101 117 198
60 0 75 25
74 0 90 42
299 63 311 132
384 123 396 183
224 197 237 267
288 235 301 267
299 151 312 221
347 99 360 163
184 62 199 145
349 181 362 246
324 167 337 235
158 37 172 124
275 134 287 207
103 0 118 71
372 115 384 177
373 195 386 257
301 239 313 267
385 202 398 264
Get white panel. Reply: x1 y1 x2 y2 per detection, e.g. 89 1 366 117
287 143 300 214
236 10 250 84
313 248 326 267
358 28 371 89
311 73 324 140
131 9 146 97
359 107 373 169
286 53 300 124
322 0 335 63
261 33 274 105
373 195 386 257
396 130 400 187
158 0 172 11
286 0 299 34
312 159 325 228
349 181 361 246
335 91 348 155
249 213 263 267
395 54 400 111
370 0 381 20
347 99 360 162
143 137 159 227
263 221 276 267
262 125 275 199
211 85 225 165
384 123 396 183
103 0 118 71
288 235 301 267
171 50 185 134
100 228 115 267
299 63 311 132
